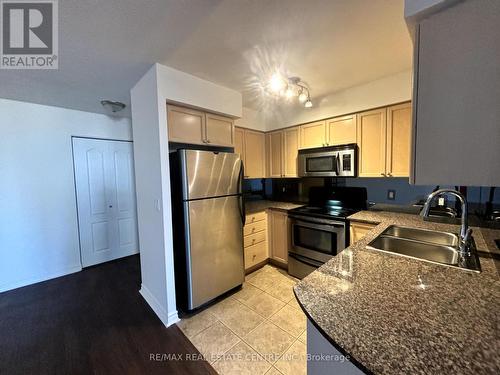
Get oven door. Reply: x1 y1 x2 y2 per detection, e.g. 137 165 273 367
289 216 346 263
298 151 338 177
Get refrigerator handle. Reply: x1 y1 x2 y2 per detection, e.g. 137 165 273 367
238 161 246 225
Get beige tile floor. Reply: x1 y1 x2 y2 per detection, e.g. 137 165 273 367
177 265 307 375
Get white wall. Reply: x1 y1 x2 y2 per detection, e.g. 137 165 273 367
0 98 132 293
131 63 242 327
234 107 267 131
264 70 412 131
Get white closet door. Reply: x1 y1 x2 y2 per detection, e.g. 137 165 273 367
73 138 138 267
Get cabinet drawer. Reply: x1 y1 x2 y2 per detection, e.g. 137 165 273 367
244 220 267 236
244 231 267 248
246 211 267 224
244 241 268 270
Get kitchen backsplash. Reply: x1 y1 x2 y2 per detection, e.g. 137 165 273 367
245 177 500 209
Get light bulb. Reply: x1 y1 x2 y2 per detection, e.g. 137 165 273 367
285 86 294 99
298 91 308 103
305 99 313 108
269 72 286 93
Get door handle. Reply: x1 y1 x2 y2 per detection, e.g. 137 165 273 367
237 161 246 225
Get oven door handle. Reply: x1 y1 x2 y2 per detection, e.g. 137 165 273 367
291 219 345 232
289 252 325 268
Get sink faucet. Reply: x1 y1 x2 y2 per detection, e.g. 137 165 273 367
420 189 473 254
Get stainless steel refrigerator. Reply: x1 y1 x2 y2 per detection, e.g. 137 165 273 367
170 149 245 310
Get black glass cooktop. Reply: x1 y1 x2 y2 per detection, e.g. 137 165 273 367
289 205 359 220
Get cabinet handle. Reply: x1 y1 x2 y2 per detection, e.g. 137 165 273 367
206 139 211 143
381 173 386 177
387 173 393 177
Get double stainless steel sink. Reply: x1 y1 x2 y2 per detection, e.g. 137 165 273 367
367 225 481 272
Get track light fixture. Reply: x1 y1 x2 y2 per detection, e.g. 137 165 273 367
267 72 313 108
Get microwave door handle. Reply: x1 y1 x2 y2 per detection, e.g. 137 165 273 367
336 153 341 176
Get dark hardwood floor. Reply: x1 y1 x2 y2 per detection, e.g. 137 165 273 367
0 255 217 375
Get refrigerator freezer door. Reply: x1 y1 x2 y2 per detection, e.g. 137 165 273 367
185 195 244 309
180 150 242 200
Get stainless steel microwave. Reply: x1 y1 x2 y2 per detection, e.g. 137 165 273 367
298 143 357 177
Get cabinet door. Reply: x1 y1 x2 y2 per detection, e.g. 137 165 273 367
299 120 326 149
326 115 357 146
244 129 266 178
205 113 234 147
349 222 376 245
283 127 299 177
167 105 205 144
357 109 387 177
267 131 283 178
234 127 245 171
386 103 411 177
269 210 288 264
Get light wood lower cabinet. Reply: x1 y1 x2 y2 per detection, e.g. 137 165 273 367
349 221 377 245
243 212 268 270
268 209 289 265
167 104 234 147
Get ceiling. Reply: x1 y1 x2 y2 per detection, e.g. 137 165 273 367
0 0 412 117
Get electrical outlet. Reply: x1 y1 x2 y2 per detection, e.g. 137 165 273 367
438 197 445 206
387 190 396 200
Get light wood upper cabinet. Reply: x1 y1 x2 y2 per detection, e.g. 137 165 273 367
386 103 411 177
299 120 326 149
205 113 234 147
234 127 245 162
167 105 234 147
283 127 299 177
268 209 289 265
357 108 387 177
267 131 283 178
244 129 266 178
167 105 206 145
327 115 357 146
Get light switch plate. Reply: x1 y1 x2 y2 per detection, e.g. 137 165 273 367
387 190 396 200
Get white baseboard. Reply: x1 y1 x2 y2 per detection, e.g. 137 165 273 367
139 284 179 327
0 265 82 294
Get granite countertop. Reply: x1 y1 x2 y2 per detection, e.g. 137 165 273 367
295 211 500 375
245 200 304 214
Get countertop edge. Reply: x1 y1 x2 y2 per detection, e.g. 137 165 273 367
292 288 373 375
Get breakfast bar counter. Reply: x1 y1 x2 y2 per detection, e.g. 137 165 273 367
294 211 500 374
